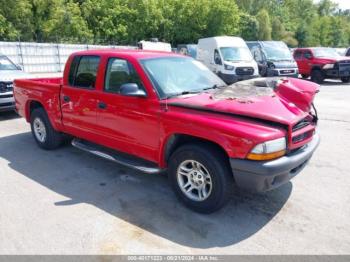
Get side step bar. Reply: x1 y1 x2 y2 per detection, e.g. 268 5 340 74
72 139 163 174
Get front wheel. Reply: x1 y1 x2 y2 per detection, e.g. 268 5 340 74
30 108 63 150
168 144 233 213
311 70 324 84
341 77 350 83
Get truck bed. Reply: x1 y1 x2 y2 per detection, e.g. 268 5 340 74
14 77 63 129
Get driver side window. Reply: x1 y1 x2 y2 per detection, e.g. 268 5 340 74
104 58 144 94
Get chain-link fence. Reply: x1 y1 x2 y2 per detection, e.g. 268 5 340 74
0 41 137 73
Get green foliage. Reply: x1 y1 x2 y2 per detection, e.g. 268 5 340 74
0 0 349 47
238 13 259 41
256 9 271 40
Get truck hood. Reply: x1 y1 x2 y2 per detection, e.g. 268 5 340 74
314 57 350 63
0 70 31 82
167 78 319 126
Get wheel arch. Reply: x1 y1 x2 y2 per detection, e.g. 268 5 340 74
161 133 230 168
25 100 61 131
311 65 323 72
26 100 44 122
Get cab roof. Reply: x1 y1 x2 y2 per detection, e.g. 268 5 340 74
71 48 183 59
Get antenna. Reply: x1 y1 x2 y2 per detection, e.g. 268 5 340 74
165 96 169 112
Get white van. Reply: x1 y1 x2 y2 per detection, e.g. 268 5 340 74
197 36 259 84
138 40 172 52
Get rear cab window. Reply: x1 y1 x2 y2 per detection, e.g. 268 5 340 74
68 56 100 89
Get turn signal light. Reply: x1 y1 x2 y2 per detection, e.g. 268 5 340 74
247 150 286 161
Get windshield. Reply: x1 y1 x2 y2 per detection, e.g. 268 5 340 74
313 48 342 58
220 47 253 62
0 56 18 70
262 42 293 61
141 57 225 99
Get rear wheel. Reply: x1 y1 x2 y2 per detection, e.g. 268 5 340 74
311 70 324 84
301 74 308 79
341 77 350 83
30 108 63 150
168 143 233 213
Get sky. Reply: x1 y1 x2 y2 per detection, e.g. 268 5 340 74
332 0 350 9
315 0 350 10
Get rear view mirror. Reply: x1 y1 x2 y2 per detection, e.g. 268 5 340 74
120 83 146 97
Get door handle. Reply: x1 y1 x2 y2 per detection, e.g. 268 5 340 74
63 95 70 102
98 101 107 109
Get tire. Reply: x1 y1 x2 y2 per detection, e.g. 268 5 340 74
301 74 308 79
311 70 324 84
168 143 233 213
341 77 350 83
30 108 63 150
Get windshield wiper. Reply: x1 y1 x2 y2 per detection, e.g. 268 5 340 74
164 90 202 99
202 84 226 91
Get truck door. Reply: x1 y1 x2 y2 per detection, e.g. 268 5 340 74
301 50 313 75
95 57 160 163
61 55 101 138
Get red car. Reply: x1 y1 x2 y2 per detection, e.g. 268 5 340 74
294 47 350 84
14 49 320 213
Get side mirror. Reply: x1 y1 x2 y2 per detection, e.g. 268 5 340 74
305 54 312 60
120 83 146 97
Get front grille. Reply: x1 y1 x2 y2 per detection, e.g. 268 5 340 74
236 67 254 75
0 102 15 107
292 130 313 143
0 82 13 93
292 118 311 132
280 69 295 74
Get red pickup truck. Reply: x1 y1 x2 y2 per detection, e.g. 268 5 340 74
294 47 350 84
14 49 320 213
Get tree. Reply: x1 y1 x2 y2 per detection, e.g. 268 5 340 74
44 0 93 43
239 13 259 40
256 9 271 40
271 18 285 40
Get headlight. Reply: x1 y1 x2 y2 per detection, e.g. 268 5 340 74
247 137 286 161
323 64 334 69
224 64 234 70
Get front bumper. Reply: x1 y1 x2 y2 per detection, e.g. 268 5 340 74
0 93 15 112
229 134 320 192
219 72 258 84
323 68 350 78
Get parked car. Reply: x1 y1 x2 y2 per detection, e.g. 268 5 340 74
293 47 350 83
197 36 259 84
345 48 350 57
246 41 298 77
138 40 171 52
177 44 197 58
14 49 320 213
0 54 31 112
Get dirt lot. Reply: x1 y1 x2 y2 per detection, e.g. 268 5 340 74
0 80 350 255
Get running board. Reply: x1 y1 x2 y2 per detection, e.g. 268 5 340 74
72 139 163 174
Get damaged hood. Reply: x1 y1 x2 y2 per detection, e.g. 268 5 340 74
167 77 319 126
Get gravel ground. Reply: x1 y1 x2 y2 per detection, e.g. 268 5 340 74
0 80 349 255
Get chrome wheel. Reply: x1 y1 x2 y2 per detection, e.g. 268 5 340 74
33 117 47 143
177 160 212 202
